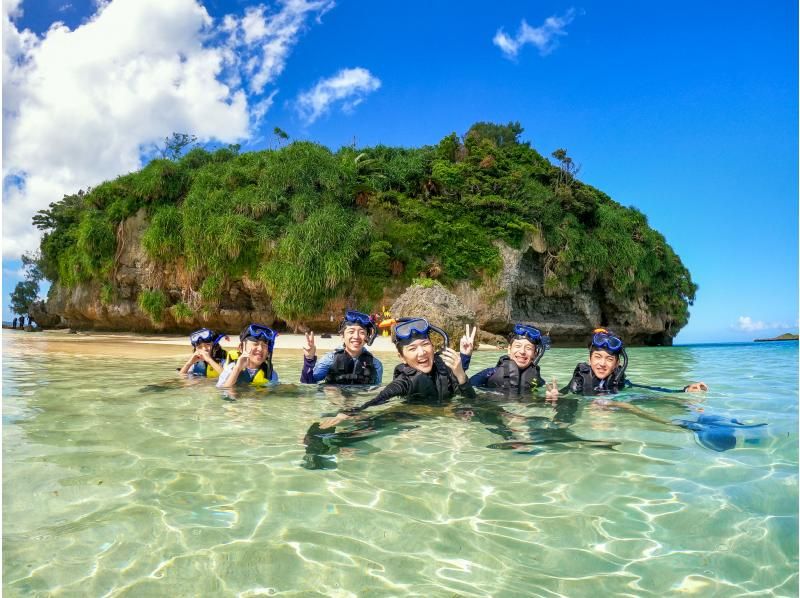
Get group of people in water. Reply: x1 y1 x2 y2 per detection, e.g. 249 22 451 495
178 310 708 424
174 310 772 463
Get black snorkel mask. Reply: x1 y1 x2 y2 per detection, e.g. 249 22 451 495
510 324 550 366
393 317 450 349
339 310 378 346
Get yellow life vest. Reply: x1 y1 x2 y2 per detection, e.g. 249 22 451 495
225 351 270 386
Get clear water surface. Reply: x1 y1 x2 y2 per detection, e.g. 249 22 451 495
3 333 798 596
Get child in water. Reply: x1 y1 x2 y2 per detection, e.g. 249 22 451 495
468 323 547 394
318 317 475 428
178 328 229 378
301 310 383 385
545 328 708 398
217 324 279 388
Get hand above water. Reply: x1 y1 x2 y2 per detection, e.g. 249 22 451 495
303 331 316 359
460 324 477 356
545 377 560 401
441 347 467 384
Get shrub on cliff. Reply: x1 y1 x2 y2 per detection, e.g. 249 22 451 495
32 122 697 330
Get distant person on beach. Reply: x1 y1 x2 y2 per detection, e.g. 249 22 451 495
217 324 279 388
178 328 229 378
318 317 476 429
545 328 708 399
301 310 383 385
467 324 547 394
12 317 17 329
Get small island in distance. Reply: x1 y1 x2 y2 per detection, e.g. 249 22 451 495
754 333 799 342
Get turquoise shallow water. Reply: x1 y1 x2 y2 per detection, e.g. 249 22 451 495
3 334 798 596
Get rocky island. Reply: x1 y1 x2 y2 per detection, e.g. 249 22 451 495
754 333 799 342
27 122 696 346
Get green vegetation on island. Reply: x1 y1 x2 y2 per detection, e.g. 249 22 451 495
27 122 697 327
754 333 799 342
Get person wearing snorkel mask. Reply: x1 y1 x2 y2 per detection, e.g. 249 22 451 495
545 328 708 398
318 317 476 429
301 310 383 385
178 328 230 378
217 324 279 388
469 324 549 394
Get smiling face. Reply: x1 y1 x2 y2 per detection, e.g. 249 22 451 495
507 338 536 369
242 338 269 366
589 349 619 380
399 338 435 373
342 325 368 356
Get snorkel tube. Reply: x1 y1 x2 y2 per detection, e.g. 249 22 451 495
612 347 628 387
532 335 551 366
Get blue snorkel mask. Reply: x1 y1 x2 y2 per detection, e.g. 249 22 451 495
589 328 628 384
190 328 225 347
510 324 550 365
340 310 377 345
393 317 450 349
240 323 278 354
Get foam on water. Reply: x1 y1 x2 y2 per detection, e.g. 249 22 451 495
3 335 798 596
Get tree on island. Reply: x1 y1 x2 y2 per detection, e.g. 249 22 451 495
9 251 43 318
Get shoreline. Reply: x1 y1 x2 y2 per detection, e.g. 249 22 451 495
2 328 501 359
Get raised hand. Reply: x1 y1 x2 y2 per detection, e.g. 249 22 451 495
460 324 477 355
441 347 467 383
545 377 559 401
303 331 316 359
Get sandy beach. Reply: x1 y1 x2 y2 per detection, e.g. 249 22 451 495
3 328 500 360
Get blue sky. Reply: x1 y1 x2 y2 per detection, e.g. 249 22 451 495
3 0 797 343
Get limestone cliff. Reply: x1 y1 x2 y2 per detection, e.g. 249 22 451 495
32 210 677 345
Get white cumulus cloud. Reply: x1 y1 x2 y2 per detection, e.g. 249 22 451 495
493 9 577 59
296 67 380 124
2 0 331 259
735 316 791 332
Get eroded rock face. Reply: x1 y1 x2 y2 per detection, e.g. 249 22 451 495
34 208 276 333
451 239 675 346
35 213 678 345
390 284 476 348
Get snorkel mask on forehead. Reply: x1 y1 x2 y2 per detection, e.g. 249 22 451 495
240 323 278 354
393 317 450 349
509 324 550 365
589 328 628 384
190 328 225 347
339 310 377 345
589 328 624 353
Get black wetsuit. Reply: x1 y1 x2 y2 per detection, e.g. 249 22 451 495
344 354 475 414
470 355 546 394
560 363 627 395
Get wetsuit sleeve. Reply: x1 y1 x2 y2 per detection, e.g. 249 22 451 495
373 357 383 384
343 376 412 414
300 356 316 383
559 373 581 395
469 367 495 388
627 381 685 393
312 351 336 383
457 378 476 399
461 353 472 371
